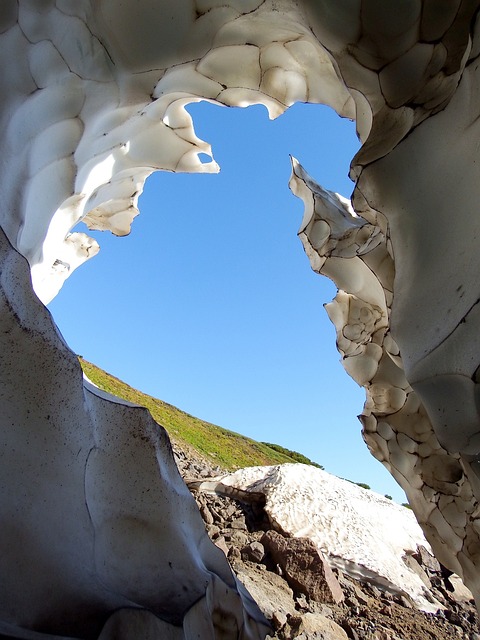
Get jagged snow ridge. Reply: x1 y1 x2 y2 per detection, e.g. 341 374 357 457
218 464 440 612
1 0 353 304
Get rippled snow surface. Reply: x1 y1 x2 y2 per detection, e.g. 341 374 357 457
218 464 440 611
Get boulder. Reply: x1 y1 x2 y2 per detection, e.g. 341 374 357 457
261 530 344 605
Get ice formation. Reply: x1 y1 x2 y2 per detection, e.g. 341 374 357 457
2 0 480 637
0 225 269 638
203 464 442 611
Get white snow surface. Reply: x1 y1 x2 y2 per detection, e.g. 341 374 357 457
217 464 440 611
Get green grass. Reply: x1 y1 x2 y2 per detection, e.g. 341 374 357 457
261 442 324 469
81 360 408 502
80 358 316 471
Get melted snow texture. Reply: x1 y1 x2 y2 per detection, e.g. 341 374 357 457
219 464 440 611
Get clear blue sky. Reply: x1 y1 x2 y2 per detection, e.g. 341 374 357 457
49 101 407 503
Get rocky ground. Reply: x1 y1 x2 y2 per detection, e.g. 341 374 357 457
174 445 480 640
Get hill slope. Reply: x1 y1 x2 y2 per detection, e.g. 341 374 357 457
80 358 321 471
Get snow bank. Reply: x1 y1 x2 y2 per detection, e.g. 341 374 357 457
218 464 441 611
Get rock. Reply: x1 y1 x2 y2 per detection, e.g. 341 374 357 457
364 584 382 599
261 530 344 605
403 553 431 589
200 504 214 524
285 613 348 640
224 503 237 518
235 563 295 621
340 620 360 640
206 523 221 538
413 545 441 574
209 505 225 524
393 594 414 609
227 530 249 546
228 546 242 563
295 594 309 611
242 541 265 563
231 516 247 530
272 609 288 630
444 609 463 626
349 587 370 607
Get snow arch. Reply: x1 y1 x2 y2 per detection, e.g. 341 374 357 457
2 1 480 636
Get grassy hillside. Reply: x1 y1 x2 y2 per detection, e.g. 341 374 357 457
80 358 321 471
